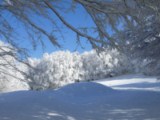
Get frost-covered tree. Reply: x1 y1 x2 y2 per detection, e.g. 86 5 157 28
28 49 131 90
112 0 160 75
0 0 160 54
81 49 131 81
1 0 160 80
27 51 82 90
0 41 29 92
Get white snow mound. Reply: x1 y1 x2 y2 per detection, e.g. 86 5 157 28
57 82 113 96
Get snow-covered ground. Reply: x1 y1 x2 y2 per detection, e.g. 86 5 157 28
0 74 160 120
96 74 160 91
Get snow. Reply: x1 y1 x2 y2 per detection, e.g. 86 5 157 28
95 74 160 91
0 74 160 120
0 79 29 93
27 49 130 90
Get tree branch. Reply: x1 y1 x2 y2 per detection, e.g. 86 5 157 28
44 0 106 46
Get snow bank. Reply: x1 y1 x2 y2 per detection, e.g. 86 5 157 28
58 82 113 95
95 74 160 91
0 75 160 120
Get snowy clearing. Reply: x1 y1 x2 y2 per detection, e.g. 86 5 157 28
0 74 160 120
95 74 160 92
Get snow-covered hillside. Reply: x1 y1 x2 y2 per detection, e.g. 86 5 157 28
0 74 160 120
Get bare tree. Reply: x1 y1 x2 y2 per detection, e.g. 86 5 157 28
0 0 159 50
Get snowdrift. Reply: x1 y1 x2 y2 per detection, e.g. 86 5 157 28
57 82 113 96
0 74 160 120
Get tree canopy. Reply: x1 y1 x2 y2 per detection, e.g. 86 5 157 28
0 0 160 75
0 0 159 50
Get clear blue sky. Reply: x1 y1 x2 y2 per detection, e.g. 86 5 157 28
0 0 95 58
19 1 94 58
1 0 116 58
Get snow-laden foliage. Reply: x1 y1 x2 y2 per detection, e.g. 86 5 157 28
114 12 160 75
0 40 132 91
27 51 82 90
0 41 29 92
27 49 131 90
0 40 154 91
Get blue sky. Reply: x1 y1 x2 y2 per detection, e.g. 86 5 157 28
22 1 94 58
1 0 103 58
1 0 122 58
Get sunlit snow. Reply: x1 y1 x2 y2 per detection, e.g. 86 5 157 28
0 74 160 120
